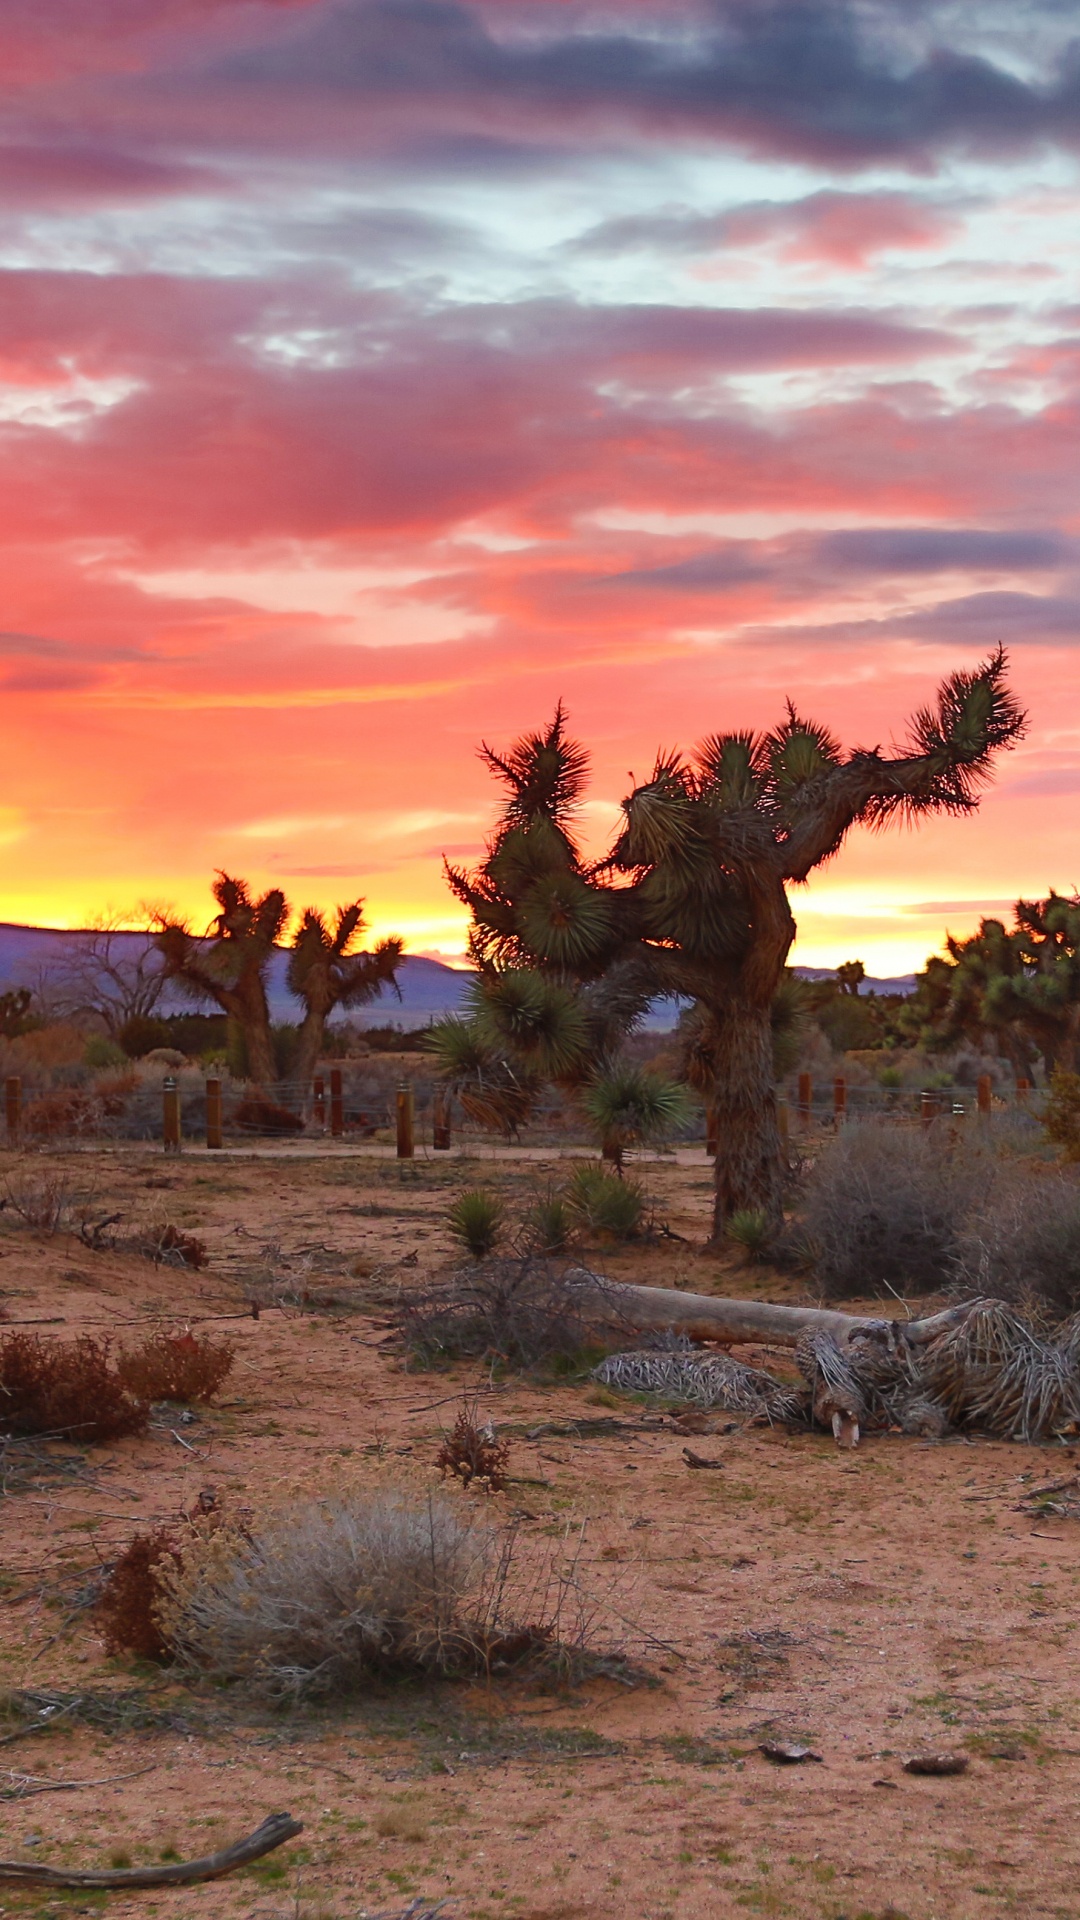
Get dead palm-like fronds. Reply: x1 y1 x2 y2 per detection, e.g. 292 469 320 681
591 1349 805 1423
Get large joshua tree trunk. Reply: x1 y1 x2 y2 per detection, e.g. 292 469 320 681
704 872 795 1240
709 994 785 1240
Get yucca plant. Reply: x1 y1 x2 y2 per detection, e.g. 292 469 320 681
581 1065 692 1171
155 873 288 1087
523 1189 574 1255
447 1189 505 1261
448 659 1024 1236
724 1209 772 1263
564 1163 647 1240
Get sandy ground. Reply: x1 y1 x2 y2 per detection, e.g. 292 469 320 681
1 1141 1078 1920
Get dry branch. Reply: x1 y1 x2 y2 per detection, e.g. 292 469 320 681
0 1811 302 1888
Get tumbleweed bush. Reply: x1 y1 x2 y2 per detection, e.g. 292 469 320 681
116 1329 235 1405
0 1331 149 1442
157 1488 616 1701
396 1254 604 1369
796 1121 987 1299
952 1167 1080 1316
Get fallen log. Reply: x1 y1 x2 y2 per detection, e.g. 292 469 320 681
567 1269 967 1351
0 1812 302 1889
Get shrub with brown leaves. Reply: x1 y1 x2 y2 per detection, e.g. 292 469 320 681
116 1329 234 1405
0 1332 149 1441
234 1095 304 1135
436 1405 509 1492
98 1527 184 1660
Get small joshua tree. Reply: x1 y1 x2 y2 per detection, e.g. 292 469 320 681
155 874 287 1087
287 904 403 1090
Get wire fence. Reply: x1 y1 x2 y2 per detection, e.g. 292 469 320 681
0 1064 1048 1155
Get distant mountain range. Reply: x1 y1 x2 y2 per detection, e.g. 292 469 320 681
0 921 917 1031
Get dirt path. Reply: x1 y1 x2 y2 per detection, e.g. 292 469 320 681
1 1146 1077 1920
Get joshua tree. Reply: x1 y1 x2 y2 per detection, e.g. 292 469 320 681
448 652 1024 1236
155 875 287 1086
288 904 403 1089
914 891 1080 1078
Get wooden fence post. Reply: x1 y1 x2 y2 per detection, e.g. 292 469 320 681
705 1106 718 1156
313 1076 325 1129
977 1073 992 1122
163 1076 181 1155
205 1077 223 1151
797 1072 812 1127
920 1090 942 1128
396 1083 414 1159
330 1069 344 1139
432 1087 451 1151
833 1075 847 1125
1016 1076 1031 1102
5 1076 20 1143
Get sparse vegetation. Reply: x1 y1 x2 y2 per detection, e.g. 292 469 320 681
564 1162 647 1240
97 1526 185 1659
794 1121 985 1299
447 1187 505 1259
397 1254 601 1370
156 1488 607 1701
436 1402 510 1492
0 1331 149 1441
116 1328 234 1404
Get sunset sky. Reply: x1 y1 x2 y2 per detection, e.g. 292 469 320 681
1 0 1079 972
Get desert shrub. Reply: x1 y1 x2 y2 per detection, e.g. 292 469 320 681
157 1490 570 1701
0 1168 87 1235
84 1035 128 1071
0 1332 148 1441
436 1403 510 1492
233 1095 304 1135
564 1163 647 1240
447 1188 505 1260
795 1121 985 1300
97 1527 184 1660
134 1223 209 1269
397 1255 602 1370
523 1189 574 1255
119 1015 171 1058
20 1087 102 1140
94 1070 140 1116
952 1170 1080 1315
117 1330 234 1404
725 1208 771 1262
1043 1070 1080 1160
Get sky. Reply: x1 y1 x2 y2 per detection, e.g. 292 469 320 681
0 0 1079 973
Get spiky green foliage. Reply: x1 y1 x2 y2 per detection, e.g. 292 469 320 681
912 890 1080 1076
155 874 288 1087
1044 1071 1080 1161
287 903 402 1088
580 1066 692 1170
523 1189 574 1256
725 1209 772 1261
449 653 1024 1233
447 1189 505 1261
564 1163 647 1239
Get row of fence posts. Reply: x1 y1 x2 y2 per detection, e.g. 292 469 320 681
5 1067 1037 1159
703 1070 1032 1155
2 1071 449 1159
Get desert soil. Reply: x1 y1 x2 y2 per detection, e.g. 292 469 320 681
1 1137 1078 1920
